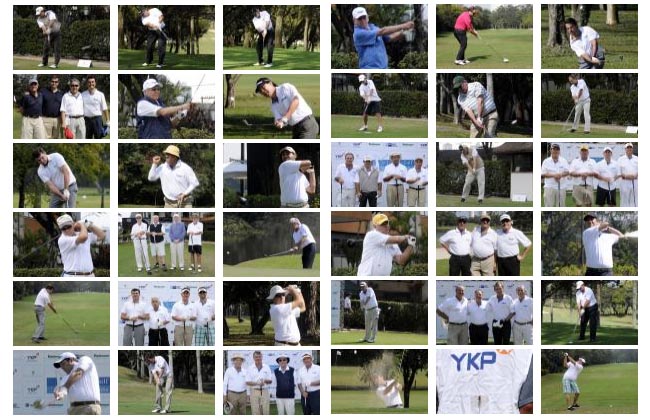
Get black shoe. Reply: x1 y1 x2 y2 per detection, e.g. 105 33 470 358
572 404 580 408
589 338 596 343
38 337 47 340
478 199 483 204
569 129 576 133
461 198 466 203
584 131 590 135
568 406 575 411
32 338 41 344
162 265 167 272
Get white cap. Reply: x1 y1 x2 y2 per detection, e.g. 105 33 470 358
358 74 366 82
360 282 367 287
578 357 586 364
142 78 160 91
289 217 300 225
576 280 584 289
56 214 74 228
53 352 76 368
302 352 313 360
135 213 142 219
35 7 44 15
499 214 512 222
603 146 613 153
267 285 287 300
625 142 634 148
352 7 368 20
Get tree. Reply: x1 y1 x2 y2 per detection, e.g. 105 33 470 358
196 350 203 394
606 4 619 25
224 74 241 109
547 5 567 47
399 349 427 408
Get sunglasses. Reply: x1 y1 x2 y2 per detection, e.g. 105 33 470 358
70 84 79 87
150 87 161 91
277 358 288 362
501 220 511 225
457 220 467 223
199 291 207 294
481 219 490 223
61 225 73 231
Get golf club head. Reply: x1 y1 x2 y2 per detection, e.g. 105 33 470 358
242 119 252 127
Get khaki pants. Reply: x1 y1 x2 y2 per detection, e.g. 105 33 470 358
276 398 296 415
447 323 469 345
513 322 533 345
226 391 247 415
170 241 184 269
42 116 61 139
544 187 566 207
462 167 485 200
471 256 495 276
173 324 193 346
22 117 46 139
386 184 404 207
154 376 174 412
164 201 193 208
68 403 101 415
572 184 593 207
68 117 86 139
364 307 380 342
469 112 499 138
250 389 270 415
573 98 591 132
407 187 427 207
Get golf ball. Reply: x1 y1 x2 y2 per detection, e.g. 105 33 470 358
226 251 230 255
82 195 87 199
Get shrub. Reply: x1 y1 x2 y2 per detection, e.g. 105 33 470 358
331 91 427 118
345 299 428 332
542 90 638 125
437 160 511 196
13 268 110 277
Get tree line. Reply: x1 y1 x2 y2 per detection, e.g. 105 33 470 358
541 349 637 375
437 4 533 31
13 281 109 301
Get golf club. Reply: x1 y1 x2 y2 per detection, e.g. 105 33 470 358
632 179 636 206
394 179 400 207
607 181 612 205
189 229 195 271
59 313 80 335
264 249 294 258
568 314 580 344
242 118 276 128
477 33 509 63
32 397 59 410
139 235 151 275
561 105 577 134
340 183 343 207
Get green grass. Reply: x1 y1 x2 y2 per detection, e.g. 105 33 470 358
436 194 533 207
436 238 534 276
14 187 110 208
541 305 637 345
541 363 637 414
118 242 214 277
223 46 320 70
13 108 111 140
331 366 428 388
223 74 320 139
13 55 110 70
437 115 533 138
331 390 428 414
118 49 215 70
540 188 621 207
118 366 215 415
541 9 638 69
224 316 319 346
541 122 637 138
14 292 109 346
437 29 533 69
331 115 427 139
331 330 427 345
223 254 320 277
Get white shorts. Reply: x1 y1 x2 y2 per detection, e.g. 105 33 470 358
150 241 166 256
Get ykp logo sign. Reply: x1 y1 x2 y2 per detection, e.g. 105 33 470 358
451 351 497 371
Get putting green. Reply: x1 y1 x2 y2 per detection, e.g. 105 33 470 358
331 115 427 139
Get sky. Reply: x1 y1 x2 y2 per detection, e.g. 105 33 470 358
163 71 216 103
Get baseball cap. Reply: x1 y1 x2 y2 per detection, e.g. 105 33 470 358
289 217 300 225
551 143 561 150
583 213 596 221
267 285 287 300
625 142 634 148
255 77 272 93
181 287 190 294
415 156 424 162
279 146 296 155
142 78 160 91
359 281 367 287
453 75 466 89
29 78 39 85
579 144 589 151
302 352 313 360
35 7 44 15
192 212 199 217
230 353 244 361
499 214 511 222
389 151 401 157
358 74 366 82
578 358 586 364
53 352 76 368
163 145 180 157
352 7 368 20
603 146 613 153
198 287 207 293
56 214 74 229
372 213 389 226
363 155 372 162
135 213 142 219
576 280 584 289
276 354 290 363
456 214 468 222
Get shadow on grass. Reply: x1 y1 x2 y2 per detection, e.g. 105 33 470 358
542 321 637 345
223 116 320 139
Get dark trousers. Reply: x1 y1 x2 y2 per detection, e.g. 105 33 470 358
453 29 468 61
302 243 316 269
585 267 613 276
84 116 104 139
359 191 378 207
301 390 320 415
146 29 166 65
497 255 520 276
579 304 599 341
256 27 275 64
292 115 319 139
469 323 489 345
148 328 170 346
42 31 61 65
492 319 511 345
449 254 471 276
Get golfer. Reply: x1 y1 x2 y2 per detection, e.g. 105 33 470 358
358 156 382 207
41 76 63 139
120 287 147 346
148 215 167 271
467 289 489 345
255 77 319 139
168 213 186 270
569 145 597 207
136 78 192 139
297 353 320 415
541 143 570 206
194 287 215 345
351 6 414 69
454 76 498 138
268 284 305 346
32 284 56 344
141 7 166 68
57 214 105 277
187 213 203 272
568 74 591 134
453 5 479 65
334 152 360 207
382 151 407 207
512 285 533 345
562 354 585 411
17 78 46 139
223 354 247 415
145 353 173 414
595 147 619 207
470 213 497 276
52 352 102 415
130 214 152 274
252 8 274 67
290 217 317 269
357 213 415 276
34 146 78 208
60 78 85 139
245 351 273 415
436 285 469 345
171 287 197 346
148 145 200 207
617 143 638 207
439 215 472 276
358 74 384 132
575 281 599 342
373 374 403 408
35 7 61 68
496 214 532 276
459 144 485 203
487 281 514 345
273 355 297 415
278 146 316 208
582 213 623 276
406 156 428 207
359 282 379 343
82 76 109 139
565 17 605 69
147 296 170 346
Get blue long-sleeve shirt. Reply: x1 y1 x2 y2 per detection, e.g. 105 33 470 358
168 222 186 242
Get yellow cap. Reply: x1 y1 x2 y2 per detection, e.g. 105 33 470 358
372 213 389 226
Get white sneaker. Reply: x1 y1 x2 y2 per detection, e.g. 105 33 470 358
142 62 149 66
358 126 368 131
152 409 160 413
49 64 57 69
38 63 45 67
197 266 202 273
454 60 466 65
189 265 194 271
377 126 383 133
137 268 142 272
463 59 471 64
263 63 273 68
180 267 184 271
160 410 167 414
253 62 262 66
156 64 163 68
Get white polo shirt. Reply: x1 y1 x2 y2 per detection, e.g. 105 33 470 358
563 361 584 381
617 154 638 188
570 79 590 100
148 355 172 379
595 159 619 190
148 306 170 329
142 8 164 29
359 287 378 309
576 286 597 308
223 366 247 393
60 92 84 117
471 227 497 258
34 288 51 307
439 228 472 256
187 222 203 246
37 10 57 31
81 90 108 117
38 153 77 190
382 163 407 186
496 228 532 258
270 302 301 342
296 363 320 391
136 99 163 117
468 300 489 325
335 164 360 189
279 160 309 205
570 157 597 187
171 300 197 327
569 26 599 58
121 299 147 326
541 156 570 189
58 233 97 273
196 298 215 326
130 222 148 242
376 379 403 407
359 80 381 102
461 148 484 169
64 356 101 403
438 296 468 324
406 167 428 187
513 296 533 323
583 226 618 268
292 224 316 248
357 230 401 276
252 10 272 32
487 294 514 321
246 363 273 389
148 160 200 200
271 83 312 126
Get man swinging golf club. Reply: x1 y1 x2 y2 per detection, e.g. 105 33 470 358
358 74 384 132
565 17 605 69
290 217 317 269
357 213 416 276
130 214 152 275
575 281 599 342
582 213 624 276
278 146 315 208
562 353 586 411
136 79 193 139
453 76 498 138
268 284 305 346
57 214 105 277
52 352 102 414
252 7 274 67
34 147 78 208
32 284 56 344
568 74 591 134
141 7 166 68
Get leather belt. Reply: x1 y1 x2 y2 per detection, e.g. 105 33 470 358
69 115 84 118
63 271 94 276
71 401 100 407
473 254 494 261
449 322 467 326
275 340 300 346
515 321 533 325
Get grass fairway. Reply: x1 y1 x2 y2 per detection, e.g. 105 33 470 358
223 74 320 139
118 366 215 415
437 29 533 69
118 49 215 70
118 242 215 277
13 55 110 70
436 241 534 276
541 363 637 414
223 254 320 277
223 46 320 70
224 316 319 346
437 116 533 138
331 115 427 139
332 365 428 388
14 187 110 208
541 9 638 69
332 390 428 414
541 122 637 138
436 194 533 207
331 329 427 345
542 306 637 345
540 189 621 207
14 292 109 346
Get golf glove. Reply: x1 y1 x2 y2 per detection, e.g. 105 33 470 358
492 320 500 328
564 353 569 357
580 309 585 316
407 235 417 246
63 189 70 200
